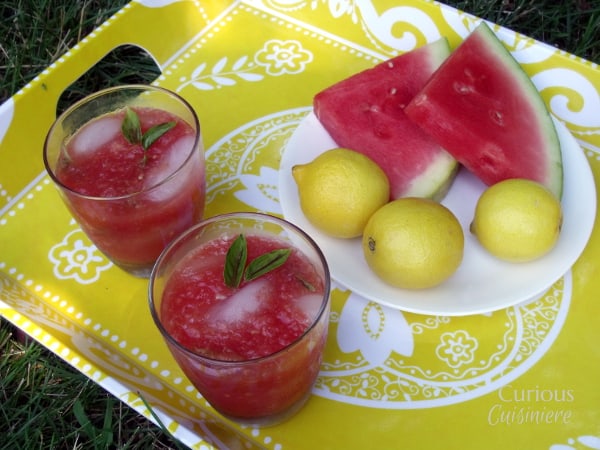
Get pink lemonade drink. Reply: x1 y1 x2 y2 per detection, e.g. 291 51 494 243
44 85 205 277
149 213 331 426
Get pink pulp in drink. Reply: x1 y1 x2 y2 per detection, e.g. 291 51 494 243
54 107 205 270
159 233 328 420
161 234 325 360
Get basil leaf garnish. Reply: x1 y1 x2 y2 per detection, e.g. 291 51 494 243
224 234 247 288
141 121 176 150
245 248 291 282
122 107 142 145
223 234 291 288
120 108 177 164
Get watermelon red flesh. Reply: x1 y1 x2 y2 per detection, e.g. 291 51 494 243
313 39 458 201
404 22 563 199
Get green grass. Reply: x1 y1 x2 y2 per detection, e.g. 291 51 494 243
1 1 179 448
0 325 184 449
0 1 162 108
450 0 600 63
1 0 599 449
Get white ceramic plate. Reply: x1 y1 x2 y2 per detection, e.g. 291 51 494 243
278 111 596 316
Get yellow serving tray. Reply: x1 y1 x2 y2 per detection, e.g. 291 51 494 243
1 1 599 448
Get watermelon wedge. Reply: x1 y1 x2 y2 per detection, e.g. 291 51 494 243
313 39 458 201
405 22 563 199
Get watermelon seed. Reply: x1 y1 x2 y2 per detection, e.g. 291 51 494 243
490 110 505 126
453 82 473 95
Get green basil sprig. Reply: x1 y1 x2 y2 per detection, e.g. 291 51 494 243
224 234 291 288
224 234 248 289
121 107 176 163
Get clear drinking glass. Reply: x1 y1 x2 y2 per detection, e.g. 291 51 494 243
149 212 331 426
43 85 205 277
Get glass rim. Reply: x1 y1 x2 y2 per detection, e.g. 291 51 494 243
148 211 331 366
42 84 201 201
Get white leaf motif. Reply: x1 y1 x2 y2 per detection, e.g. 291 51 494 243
549 436 600 450
191 62 207 79
191 81 214 91
232 55 248 70
237 72 264 82
212 76 236 86
212 57 228 74
578 436 600 449
181 53 267 93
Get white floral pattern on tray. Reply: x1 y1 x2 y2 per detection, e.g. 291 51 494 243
189 108 574 409
204 108 307 214
48 227 113 284
316 276 570 408
177 39 313 92
550 435 600 450
1 1 599 449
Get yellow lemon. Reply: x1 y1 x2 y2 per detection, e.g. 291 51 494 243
292 148 390 238
362 198 464 289
471 178 562 262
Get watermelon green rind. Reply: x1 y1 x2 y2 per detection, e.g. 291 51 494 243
313 38 459 200
405 22 563 199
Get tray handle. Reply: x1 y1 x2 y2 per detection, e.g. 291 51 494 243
41 1 210 112
0 1 206 198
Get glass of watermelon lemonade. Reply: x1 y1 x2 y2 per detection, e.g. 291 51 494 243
149 212 331 426
43 85 205 277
